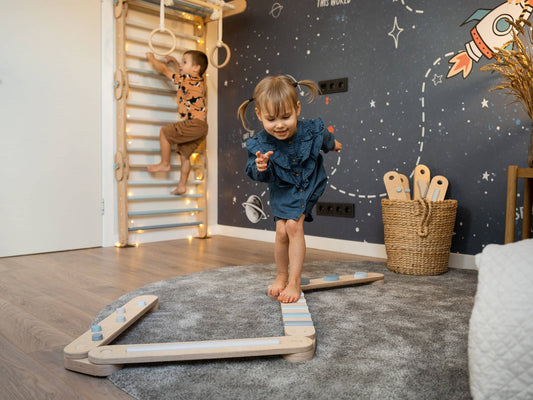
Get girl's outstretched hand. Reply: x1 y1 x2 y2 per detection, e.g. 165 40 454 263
255 151 273 172
333 139 342 152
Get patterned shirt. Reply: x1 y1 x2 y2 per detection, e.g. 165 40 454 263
173 73 207 120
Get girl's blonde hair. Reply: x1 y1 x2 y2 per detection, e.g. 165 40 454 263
237 75 320 132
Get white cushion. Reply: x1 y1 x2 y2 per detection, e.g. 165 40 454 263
469 239 533 399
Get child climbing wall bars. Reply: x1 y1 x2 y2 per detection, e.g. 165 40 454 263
113 0 246 247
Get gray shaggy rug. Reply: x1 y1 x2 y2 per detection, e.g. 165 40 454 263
93 260 477 400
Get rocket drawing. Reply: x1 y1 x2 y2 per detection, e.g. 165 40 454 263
447 0 532 79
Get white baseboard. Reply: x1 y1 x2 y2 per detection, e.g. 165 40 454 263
448 252 477 270
126 227 201 246
213 225 477 270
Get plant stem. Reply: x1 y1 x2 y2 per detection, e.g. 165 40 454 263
529 126 533 168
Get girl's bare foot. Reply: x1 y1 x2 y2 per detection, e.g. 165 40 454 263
278 283 301 303
170 185 187 195
147 163 170 173
268 274 288 298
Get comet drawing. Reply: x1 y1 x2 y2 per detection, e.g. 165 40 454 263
447 0 533 79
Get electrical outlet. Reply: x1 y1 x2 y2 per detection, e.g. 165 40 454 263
318 77 348 94
316 202 354 218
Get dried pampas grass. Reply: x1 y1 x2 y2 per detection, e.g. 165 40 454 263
481 18 533 165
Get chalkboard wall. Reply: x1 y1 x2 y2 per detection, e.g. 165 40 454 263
217 0 531 255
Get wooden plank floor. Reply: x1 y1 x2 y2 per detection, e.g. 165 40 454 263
0 235 383 400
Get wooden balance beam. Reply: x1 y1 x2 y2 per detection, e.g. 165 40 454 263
87 292 316 369
89 336 314 365
64 272 384 376
63 295 159 376
300 271 384 291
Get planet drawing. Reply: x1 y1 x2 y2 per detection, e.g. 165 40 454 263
269 2 283 19
242 194 267 223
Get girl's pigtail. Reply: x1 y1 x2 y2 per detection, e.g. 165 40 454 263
296 79 320 103
237 98 254 132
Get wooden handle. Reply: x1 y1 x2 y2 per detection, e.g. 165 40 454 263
413 164 430 200
398 174 411 200
426 175 449 201
384 171 409 200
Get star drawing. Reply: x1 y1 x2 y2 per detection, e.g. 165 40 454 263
388 17 404 49
432 74 443 86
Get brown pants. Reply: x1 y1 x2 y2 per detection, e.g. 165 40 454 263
161 119 208 158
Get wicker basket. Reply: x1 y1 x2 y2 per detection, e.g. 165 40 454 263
381 198 457 275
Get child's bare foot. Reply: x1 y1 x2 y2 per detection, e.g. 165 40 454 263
268 274 288 298
170 184 186 195
278 283 301 303
147 163 170 173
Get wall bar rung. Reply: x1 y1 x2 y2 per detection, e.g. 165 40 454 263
127 35 190 53
129 83 176 96
126 20 202 41
128 194 203 201
127 148 203 157
128 208 203 216
126 101 176 112
129 164 201 170
136 0 210 18
126 134 159 140
127 117 178 126
127 51 162 61
126 68 161 78
128 221 203 232
126 147 161 153
140 0 235 16
172 0 212 14
128 180 203 186
174 0 236 12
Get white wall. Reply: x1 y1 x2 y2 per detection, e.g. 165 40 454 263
0 0 102 257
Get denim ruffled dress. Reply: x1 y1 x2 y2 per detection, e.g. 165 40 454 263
245 118 336 222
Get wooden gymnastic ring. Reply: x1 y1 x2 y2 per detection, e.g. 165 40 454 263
114 0 128 19
114 69 128 100
149 27 177 56
210 42 231 69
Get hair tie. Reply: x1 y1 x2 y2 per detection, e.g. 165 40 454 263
285 74 299 89
248 97 254 103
